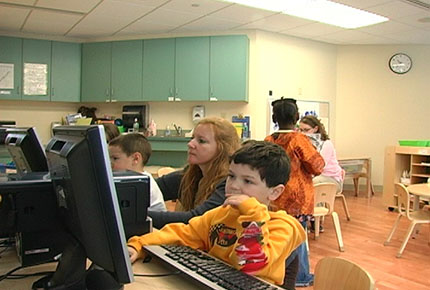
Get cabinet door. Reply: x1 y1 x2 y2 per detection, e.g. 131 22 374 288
22 39 51 101
81 42 111 102
111 40 143 102
0 36 22 100
210 35 248 101
51 42 81 102
143 38 175 101
175 37 210 101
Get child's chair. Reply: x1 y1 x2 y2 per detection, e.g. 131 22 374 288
383 183 430 258
335 169 351 221
314 256 375 290
313 183 345 252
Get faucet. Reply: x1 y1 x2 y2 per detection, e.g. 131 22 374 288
173 123 182 136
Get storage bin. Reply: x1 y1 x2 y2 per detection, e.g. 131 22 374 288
338 159 364 174
398 140 430 147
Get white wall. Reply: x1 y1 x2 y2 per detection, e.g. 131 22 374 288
336 45 430 186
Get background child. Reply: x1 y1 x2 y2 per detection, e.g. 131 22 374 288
109 133 166 212
265 99 325 287
127 141 305 286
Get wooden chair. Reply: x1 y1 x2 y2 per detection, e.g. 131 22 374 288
157 166 175 177
335 169 351 221
384 183 430 258
313 183 345 252
314 257 375 290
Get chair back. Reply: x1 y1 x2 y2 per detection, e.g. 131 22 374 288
394 183 412 219
314 257 375 290
157 166 176 177
314 183 338 215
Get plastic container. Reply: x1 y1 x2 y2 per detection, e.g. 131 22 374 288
398 140 430 147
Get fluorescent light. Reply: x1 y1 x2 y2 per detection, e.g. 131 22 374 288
221 0 389 29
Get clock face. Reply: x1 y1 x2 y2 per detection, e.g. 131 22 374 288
389 53 412 74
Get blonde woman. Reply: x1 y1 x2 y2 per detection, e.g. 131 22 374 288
150 117 240 229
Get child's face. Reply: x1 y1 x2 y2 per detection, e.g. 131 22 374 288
109 145 139 171
226 162 279 206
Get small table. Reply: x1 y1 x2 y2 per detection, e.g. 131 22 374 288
406 183 430 210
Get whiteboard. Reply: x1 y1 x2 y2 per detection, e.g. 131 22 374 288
267 98 330 135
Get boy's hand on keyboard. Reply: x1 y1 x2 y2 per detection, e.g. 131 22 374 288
128 246 140 263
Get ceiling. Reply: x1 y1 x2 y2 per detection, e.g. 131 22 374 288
1 0 430 44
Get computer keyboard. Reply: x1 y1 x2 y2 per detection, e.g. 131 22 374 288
144 244 283 290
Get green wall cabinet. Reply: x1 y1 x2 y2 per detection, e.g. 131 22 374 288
0 36 22 100
142 38 175 101
51 42 81 102
175 37 210 101
210 35 248 101
81 40 143 102
22 39 51 101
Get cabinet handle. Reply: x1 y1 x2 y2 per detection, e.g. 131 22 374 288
169 88 173 98
105 88 109 97
175 88 178 97
111 88 114 96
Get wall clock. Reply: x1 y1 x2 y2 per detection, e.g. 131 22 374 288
389 53 412 74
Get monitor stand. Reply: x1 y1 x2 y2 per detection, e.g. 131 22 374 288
32 236 123 290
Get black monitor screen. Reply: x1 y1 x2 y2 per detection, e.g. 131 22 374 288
40 125 133 289
5 127 48 174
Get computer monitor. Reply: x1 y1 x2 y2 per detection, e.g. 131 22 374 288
4 127 48 175
33 125 133 289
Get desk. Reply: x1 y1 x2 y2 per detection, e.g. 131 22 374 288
0 248 200 290
338 157 374 198
406 183 430 211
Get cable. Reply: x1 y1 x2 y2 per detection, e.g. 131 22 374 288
0 259 57 282
133 271 181 277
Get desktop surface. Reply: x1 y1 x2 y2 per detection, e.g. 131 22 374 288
0 247 200 290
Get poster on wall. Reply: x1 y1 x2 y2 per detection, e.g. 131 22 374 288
0 63 14 89
23 63 48 96
267 97 330 135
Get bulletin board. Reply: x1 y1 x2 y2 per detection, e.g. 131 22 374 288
267 98 330 135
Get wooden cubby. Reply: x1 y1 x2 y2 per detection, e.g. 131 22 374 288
382 146 430 209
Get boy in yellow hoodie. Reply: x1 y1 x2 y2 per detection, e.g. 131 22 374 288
127 141 305 285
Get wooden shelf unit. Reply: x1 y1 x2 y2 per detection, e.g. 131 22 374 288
382 146 430 209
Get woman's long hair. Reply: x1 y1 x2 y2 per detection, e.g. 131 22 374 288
299 115 329 141
179 117 240 211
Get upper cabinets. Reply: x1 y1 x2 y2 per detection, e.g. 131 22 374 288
51 41 81 102
0 37 81 102
142 36 249 102
0 35 248 103
81 40 143 102
0 36 22 100
210 35 249 102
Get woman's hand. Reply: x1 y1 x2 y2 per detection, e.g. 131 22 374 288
128 246 140 263
223 193 249 208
